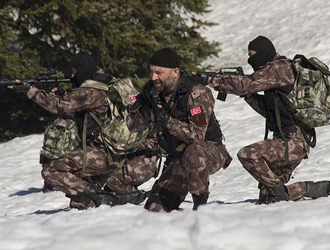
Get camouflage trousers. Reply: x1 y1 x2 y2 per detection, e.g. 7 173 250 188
145 141 232 212
42 144 159 208
237 126 310 200
103 154 158 193
42 144 111 197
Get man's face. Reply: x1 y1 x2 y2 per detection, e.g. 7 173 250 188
150 65 179 92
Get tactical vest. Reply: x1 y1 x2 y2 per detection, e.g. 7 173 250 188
263 58 296 136
264 84 296 135
163 76 223 158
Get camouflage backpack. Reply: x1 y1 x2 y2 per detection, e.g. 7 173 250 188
81 77 149 167
275 55 330 151
287 54 330 128
40 118 81 159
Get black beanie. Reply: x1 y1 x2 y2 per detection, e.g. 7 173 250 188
149 48 180 69
248 36 276 71
71 51 98 86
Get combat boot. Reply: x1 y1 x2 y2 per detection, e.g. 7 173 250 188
82 184 119 207
256 183 269 205
69 195 96 210
305 181 330 199
192 193 209 210
259 181 289 204
115 190 149 205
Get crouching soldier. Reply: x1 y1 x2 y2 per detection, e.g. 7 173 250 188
209 35 330 204
127 48 232 211
10 52 159 209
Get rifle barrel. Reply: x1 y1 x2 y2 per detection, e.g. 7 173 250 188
0 78 71 87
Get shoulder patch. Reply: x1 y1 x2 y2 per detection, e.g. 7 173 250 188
129 95 137 103
190 106 202 116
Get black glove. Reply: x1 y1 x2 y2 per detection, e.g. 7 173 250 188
137 80 154 105
55 85 66 96
11 82 31 94
140 103 152 120
158 107 171 127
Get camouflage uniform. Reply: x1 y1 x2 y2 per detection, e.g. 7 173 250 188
105 136 159 193
128 77 232 211
28 84 158 208
211 55 314 201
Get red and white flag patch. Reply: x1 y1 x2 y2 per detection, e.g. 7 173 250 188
57 120 67 127
129 95 137 103
190 106 202 116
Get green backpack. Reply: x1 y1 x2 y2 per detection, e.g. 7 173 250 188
275 55 330 156
288 54 330 128
40 117 81 159
81 77 149 169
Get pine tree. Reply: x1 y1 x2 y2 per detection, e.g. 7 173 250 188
0 0 220 141
1 0 219 77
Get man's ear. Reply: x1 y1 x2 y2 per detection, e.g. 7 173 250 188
172 68 180 78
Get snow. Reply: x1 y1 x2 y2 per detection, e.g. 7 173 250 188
1 0 330 249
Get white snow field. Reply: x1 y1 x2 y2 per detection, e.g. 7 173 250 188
1 0 330 249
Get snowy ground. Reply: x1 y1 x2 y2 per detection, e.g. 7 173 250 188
1 1 330 250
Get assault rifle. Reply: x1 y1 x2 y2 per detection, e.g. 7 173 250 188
197 67 244 101
0 70 71 93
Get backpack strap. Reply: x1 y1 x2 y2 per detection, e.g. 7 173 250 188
88 110 127 169
82 113 88 176
274 91 289 164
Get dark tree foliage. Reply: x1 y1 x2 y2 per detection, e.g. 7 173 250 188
0 0 220 142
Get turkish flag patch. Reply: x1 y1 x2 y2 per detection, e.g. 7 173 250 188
190 106 202 116
57 120 67 127
129 95 137 103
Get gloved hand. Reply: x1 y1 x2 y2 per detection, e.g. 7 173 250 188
140 103 152 120
10 82 31 94
54 85 65 96
158 107 171 127
137 80 154 105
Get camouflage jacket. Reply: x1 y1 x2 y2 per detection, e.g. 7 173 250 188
211 55 297 133
27 86 108 118
27 84 109 144
127 78 216 145
211 55 295 97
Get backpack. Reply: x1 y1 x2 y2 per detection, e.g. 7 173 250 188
287 54 330 128
275 55 330 153
40 118 81 159
81 77 149 168
102 77 149 155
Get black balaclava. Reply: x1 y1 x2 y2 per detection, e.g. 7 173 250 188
248 36 276 71
71 52 98 87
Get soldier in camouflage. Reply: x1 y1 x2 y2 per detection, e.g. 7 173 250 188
13 52 159 209
127 48 232 211
210 36 330 204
